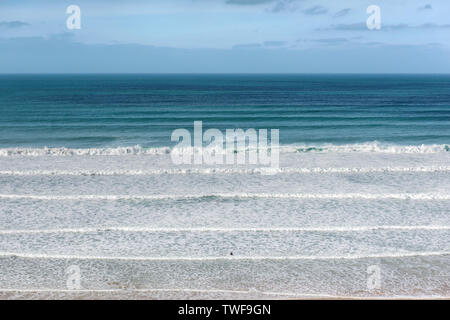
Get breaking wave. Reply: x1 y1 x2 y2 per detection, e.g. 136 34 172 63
1 166 450 176
0 142 449 157
0 192 449 200
1 225 449 235
0 251 448 261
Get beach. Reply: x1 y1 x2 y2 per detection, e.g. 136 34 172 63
0 74 449 299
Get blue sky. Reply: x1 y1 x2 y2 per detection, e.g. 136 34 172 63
0 0 449 73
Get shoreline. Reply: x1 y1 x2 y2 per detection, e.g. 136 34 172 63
1 289 449 300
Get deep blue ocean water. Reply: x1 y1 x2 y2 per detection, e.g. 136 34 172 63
0 74 449 148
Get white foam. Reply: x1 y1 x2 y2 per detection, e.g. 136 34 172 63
293 142 450 154
1 166 450 176
0 288 447 299
0 251 448 261
0 145 171 157
1 225 449 235
0 142 448 157
0 288 448 299
0 193 449 201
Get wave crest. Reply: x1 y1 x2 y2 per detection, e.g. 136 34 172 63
294 142 450 154
0 142 448 157
0 145 171 157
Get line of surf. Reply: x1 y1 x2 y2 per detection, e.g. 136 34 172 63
0 143 448 156
1 166 450 176
0 193 449 201
1 225 449 235
0 288 446 299
0 251 449 261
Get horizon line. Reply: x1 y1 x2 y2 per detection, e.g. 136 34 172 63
1 72 450 75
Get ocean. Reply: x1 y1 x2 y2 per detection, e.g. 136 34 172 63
0 74 449 299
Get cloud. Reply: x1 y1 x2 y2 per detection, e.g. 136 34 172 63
319 23 450 31
270 1 287 13
226 0 274 5
0 21 30 29
233 41 286 48
263 40 286 46
418 4 432 11
303 6 328 15
268 3 331 15
333 8 351 18
413 23 450 30
313 38 349 45
48 33 76 42
319 23 366 31
1 35 449 73
381 23 450 31
267 0 300 13
232 43 262 49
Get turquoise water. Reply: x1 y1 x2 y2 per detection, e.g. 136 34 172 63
0 74 449 148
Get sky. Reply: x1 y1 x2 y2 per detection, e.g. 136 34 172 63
0 0 449 73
